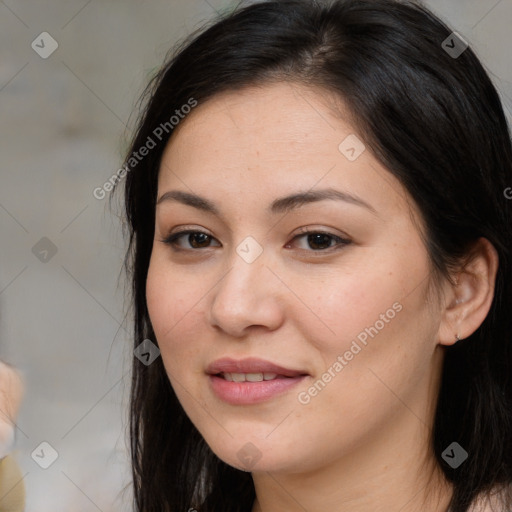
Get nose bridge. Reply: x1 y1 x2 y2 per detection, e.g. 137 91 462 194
208 239 283 335
222 233 269 294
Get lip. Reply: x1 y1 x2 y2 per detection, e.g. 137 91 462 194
206 357 307 377
206 357 309 405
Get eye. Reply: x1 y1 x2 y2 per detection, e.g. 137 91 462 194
286 228 351 252
161 230 220 250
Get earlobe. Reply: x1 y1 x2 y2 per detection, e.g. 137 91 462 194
437 237 499 347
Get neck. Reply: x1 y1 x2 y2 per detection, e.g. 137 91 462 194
250 411 453 512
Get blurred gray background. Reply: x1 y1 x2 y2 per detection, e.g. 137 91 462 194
0 0 511 510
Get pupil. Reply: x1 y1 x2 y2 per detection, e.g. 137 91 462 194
190 233 210 248
308 234 331 250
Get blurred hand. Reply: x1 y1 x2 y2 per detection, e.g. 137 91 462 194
0 361 24 459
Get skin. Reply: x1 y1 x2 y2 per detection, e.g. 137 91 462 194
145 82 498 512
0 361 23 458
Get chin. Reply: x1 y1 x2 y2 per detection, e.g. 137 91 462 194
205 436 307 474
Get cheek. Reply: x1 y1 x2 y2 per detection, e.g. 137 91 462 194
146 251 201 331
303 244 433 380
302 261 402 348
145 257 201 366
146 265 204 417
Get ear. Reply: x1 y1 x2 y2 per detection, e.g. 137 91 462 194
437 237 499 346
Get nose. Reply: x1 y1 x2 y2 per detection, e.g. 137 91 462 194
208 252 285 337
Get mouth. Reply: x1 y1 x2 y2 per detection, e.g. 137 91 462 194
206 357 309 405
206 357 308 377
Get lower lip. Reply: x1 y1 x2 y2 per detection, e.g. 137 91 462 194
208 374 308 405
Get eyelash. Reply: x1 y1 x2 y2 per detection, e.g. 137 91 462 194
160 228 351 254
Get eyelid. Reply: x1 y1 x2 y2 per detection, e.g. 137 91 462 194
166 225 214 238
293 225 351 240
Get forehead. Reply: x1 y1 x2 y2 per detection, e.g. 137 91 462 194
162 82 348 165
157 82 417 222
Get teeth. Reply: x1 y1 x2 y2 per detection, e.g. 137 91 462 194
246 373 263 382
221 372 279 382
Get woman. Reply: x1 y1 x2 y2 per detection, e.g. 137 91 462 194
116 1 512 511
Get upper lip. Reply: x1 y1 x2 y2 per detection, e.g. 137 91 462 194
206 357 308 377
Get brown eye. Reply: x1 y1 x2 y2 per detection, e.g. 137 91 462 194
162 230 221 250
287 230 351 252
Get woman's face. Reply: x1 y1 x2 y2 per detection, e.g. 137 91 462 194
146 82 446 474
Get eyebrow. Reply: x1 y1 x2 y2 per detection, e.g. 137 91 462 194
156 188 378 217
